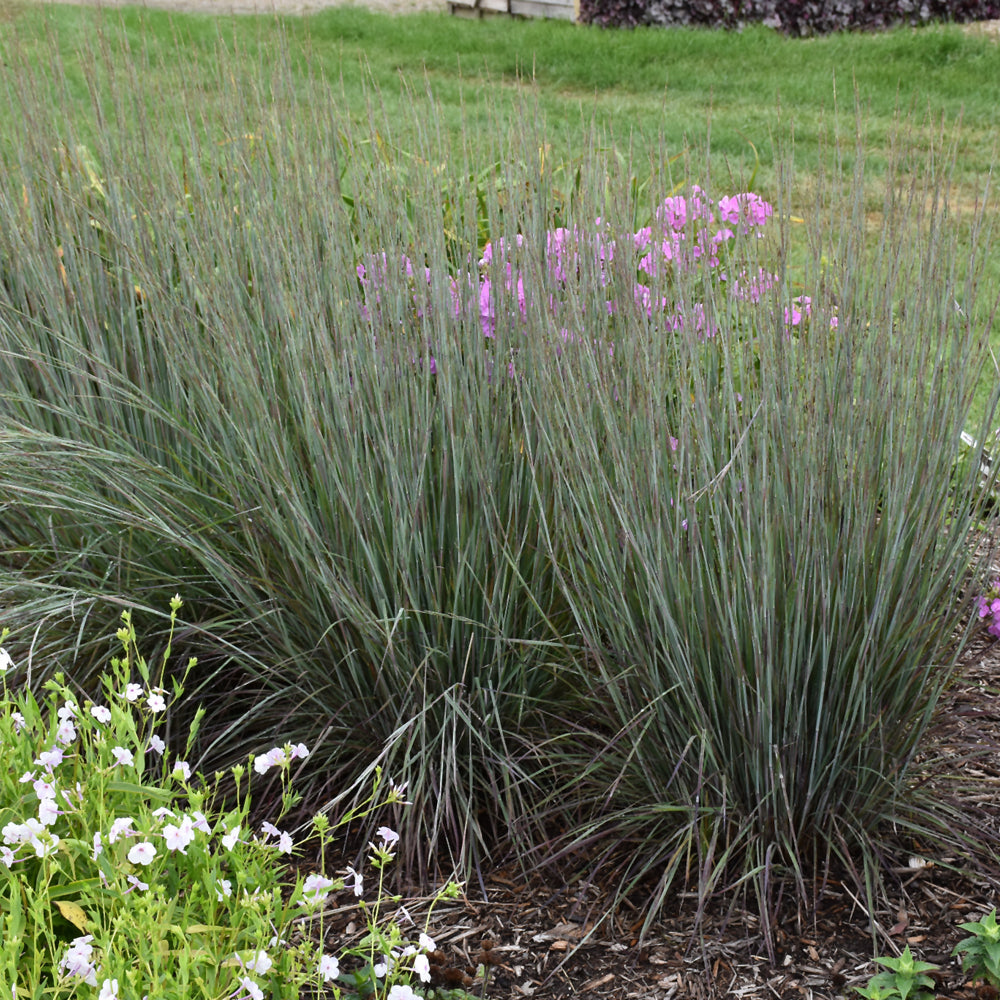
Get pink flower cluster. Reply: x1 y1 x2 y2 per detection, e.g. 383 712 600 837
353 187 835 379
977 580 1000 639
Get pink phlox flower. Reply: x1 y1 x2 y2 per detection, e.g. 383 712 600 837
655 195 688 231
717 192 774 233
3 818 45 846
111 746 135 768
190 811 211 834
238 977 264 1000
92 832 103 860
19 771 35 784
147 734 166 755
146 691 166 713
253 746 288 774
387 986 420 1000
32 831 60 856
1 845 16 868
33 777 56 801
237 951 273 975
171 760 191 782
11 711 25 734
57 700 78 721
419 931 436 951
260 821 293 854
124 683 143 702
686 185 716 225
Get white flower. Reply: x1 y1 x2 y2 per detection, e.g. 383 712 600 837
318 954 339 982
240 951 272 975
418 932 436 952
33 778 56 801
147 734 166 755
277 832 293 854
92 832 103 860
126 874 148 892
32 832 59 857
345 865 363 897
58 935 98 986
108 817 135 843
387 985 419 1000
98 978 119 1000
111 746 134 768
146 692 166 713
162 818 195 854
300 873 336 907
171 761 191 782
127 841 156 865
55 720 76 745
11 710 25 733
1 846 15 867
124 683 143 702
376 826 400 847
215 878 233 901
89 705 112 724
37 798 59 827
35 747 64 770
240 978 264 1000
190 811 211 834
413 953 431 982
0 648 13 672
57 701 78 721
221 825 241 850
291 742 310 760
3 819 43 845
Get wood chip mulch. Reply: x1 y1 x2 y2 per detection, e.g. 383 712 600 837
292 630 1000 1000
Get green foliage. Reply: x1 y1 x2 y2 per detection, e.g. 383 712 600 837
853 946 939 1000
0 605 455 999
953 909 1000 988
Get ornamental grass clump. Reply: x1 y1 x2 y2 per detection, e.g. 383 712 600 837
0 24 577 874
523 140 1000 943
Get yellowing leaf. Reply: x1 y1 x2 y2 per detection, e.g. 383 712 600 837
54 900 89 933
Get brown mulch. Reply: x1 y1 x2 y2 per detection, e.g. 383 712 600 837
292 632 1000 1000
